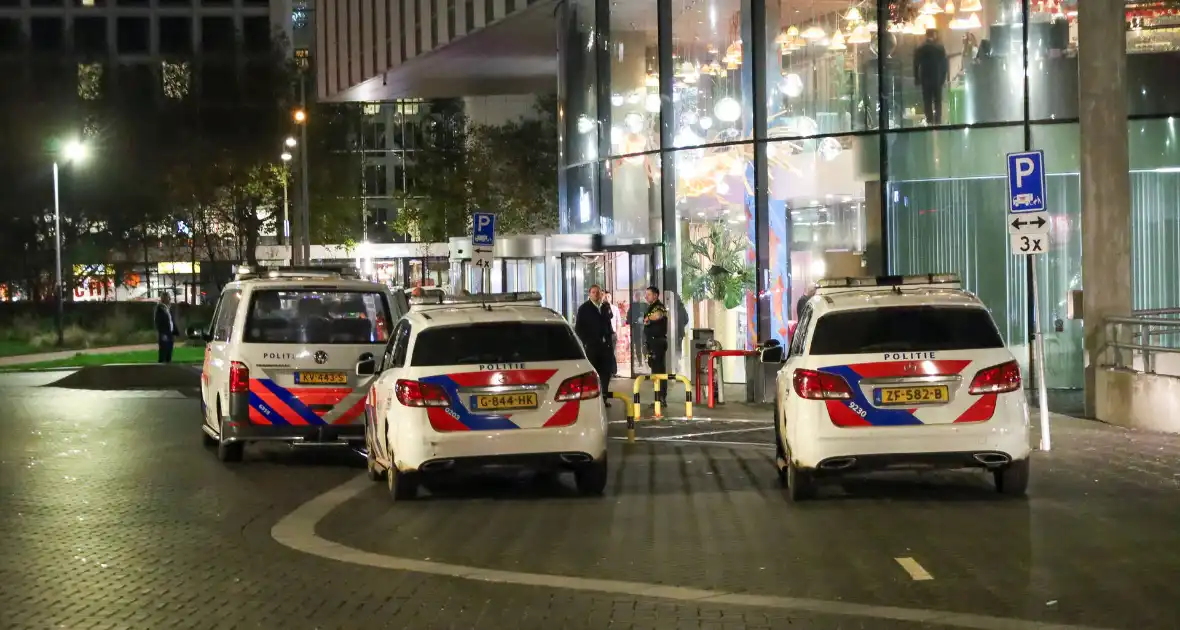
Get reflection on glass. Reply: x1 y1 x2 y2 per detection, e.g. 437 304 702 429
610 155 660 241
564 0 598 164
672 0 749 145
675 142 754 379
608 0 660 155
771 0 880 134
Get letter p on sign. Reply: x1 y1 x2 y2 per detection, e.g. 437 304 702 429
1014 157 1035 187
477 215 491 230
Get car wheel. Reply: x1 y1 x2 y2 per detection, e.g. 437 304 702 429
575 456 608 496
994 459 1030 497
785 458 814 502
386 462 419 501
215 401 244 463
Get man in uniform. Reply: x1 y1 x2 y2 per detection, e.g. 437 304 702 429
642 286 669 405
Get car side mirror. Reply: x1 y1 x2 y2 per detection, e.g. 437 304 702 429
356 358 377 377
760 346 785 364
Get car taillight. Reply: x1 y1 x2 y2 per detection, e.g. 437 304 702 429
395 379 451 407
792 369 853 400
555 372 601 401
229 361 249 394
968 361 1021 394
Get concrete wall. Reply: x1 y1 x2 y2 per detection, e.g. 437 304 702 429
1097 368 1180 434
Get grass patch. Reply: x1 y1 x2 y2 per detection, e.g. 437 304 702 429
0 341 41 358
1 346 205 371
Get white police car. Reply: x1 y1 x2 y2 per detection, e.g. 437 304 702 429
358 291 609 501
761 274 1031 501
191 265 405 462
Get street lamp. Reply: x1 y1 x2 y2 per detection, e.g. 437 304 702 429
292 105 310 265
280 150 293 248
53 139 88 346
285 136 297 148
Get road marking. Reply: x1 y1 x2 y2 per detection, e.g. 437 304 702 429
895 557 934 581
273 475 1111 630
648 427 771 440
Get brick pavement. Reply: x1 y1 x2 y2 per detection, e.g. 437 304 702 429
3 373 1180 629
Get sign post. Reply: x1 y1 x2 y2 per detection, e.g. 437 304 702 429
472 211 496 293
1006 150 1051 451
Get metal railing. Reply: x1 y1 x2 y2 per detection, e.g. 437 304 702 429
1103 315 1180 374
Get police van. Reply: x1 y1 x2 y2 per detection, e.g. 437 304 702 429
358 291 609 501
761 274 1031 501
191 265 406 462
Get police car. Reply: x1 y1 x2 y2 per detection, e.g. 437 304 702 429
191 265 405 462
358 291 609 501
761 274 1031 501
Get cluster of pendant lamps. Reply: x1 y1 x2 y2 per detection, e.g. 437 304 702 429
775 0 983 52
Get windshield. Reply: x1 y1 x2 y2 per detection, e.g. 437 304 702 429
411 323 585 366
809 306 1005 355
243 289 392 344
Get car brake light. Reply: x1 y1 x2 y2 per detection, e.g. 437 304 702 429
395 379 451 407
555 372 601 401
229 361 249 394
793 369 853 400
968 361 1021 394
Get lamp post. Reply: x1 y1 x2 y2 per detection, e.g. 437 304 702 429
281 145 293 249
294 75 310 265
53 140 88 347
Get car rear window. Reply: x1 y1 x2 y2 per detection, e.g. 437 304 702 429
243 290 392 344
411 323 585 366
808 306 1005 355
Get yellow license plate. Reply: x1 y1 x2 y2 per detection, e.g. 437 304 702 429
473 392 539 411
294 371 348 385
875 385 950 406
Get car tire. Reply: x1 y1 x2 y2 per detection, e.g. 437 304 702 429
575 457 608 496
994 459 1030 497
386 463 419 501
785 458 814 502
215 402 244 463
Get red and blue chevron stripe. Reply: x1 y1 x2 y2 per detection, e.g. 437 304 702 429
247 379 365 426
820 360 996 427
420 369 563 432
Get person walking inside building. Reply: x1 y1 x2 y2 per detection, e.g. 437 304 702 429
642 286 669 406
914 28 949 125
575 284 613 404
155 291 179 363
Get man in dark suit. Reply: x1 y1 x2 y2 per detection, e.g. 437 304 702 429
574 284 613 403
914 29 949 125
155 291 179 363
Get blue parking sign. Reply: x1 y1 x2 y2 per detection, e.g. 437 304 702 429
472 212 496 247
1006 151 1046 214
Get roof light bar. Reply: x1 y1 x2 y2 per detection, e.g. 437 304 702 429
815 273 961 290
409 291 544 307
234 264 362 281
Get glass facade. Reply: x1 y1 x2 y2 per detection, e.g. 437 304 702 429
557 0 1180 387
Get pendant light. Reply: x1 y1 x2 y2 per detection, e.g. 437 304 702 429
848 23 872 44
944 0 956 12
801 24 826 39
963 12 982 27
715 97 742 123
843 7 864 22
787 25 800 38
921 0 944 14
829 30 848 50
960 0 983 12
775 28 791 45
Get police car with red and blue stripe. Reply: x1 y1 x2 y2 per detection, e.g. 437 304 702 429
761 273 1031 501
357 291 609 501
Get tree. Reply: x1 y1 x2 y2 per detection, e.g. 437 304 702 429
468 94 559 235
305 101 364 246
392 98 473 241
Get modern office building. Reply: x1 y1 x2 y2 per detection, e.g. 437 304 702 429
316 0 1171 391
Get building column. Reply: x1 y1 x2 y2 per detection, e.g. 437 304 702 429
1079 2 1131 417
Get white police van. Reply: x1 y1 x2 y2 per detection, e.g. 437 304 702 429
359 291 609 501
761 274 1031 501
192 265 405 462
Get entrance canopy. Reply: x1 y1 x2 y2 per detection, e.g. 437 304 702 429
329 0 559 102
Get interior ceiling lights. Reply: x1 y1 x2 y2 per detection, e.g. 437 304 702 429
801 24 826 39
950 12 983 28
848 24 872 44
945 0 956 13
921 0 944 14
714 97 742 123
829 30 847 50
960 0 983 12
843 7 863 22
